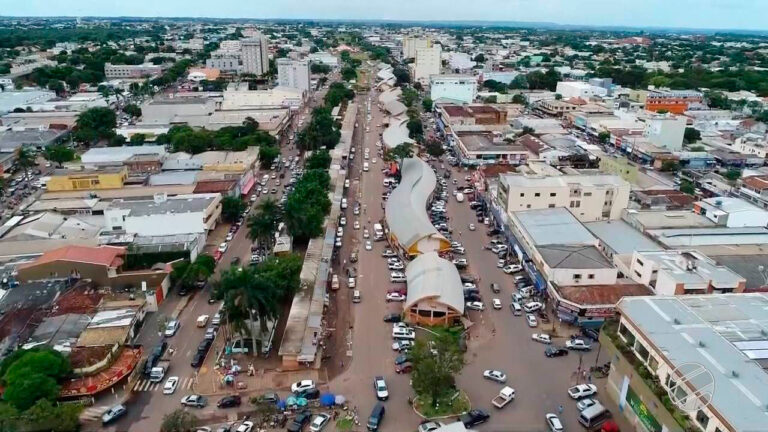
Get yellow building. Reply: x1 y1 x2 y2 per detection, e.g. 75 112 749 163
47 167 128 192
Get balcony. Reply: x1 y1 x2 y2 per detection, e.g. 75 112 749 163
600 321 698 432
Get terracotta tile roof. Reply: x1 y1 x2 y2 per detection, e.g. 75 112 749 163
516 134 547 155
193 179 237 194
19 246 126 270
565 97 587 106
557 283 652 307
743 176 768 191
442 105 470 118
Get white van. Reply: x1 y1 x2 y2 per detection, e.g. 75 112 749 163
578 403 610 429
363 162 370 172
352 290 361 303
511 302 522 316
373 223 384 240
455 192 465 202
260 175 269 186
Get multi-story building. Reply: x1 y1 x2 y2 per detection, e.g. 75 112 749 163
643 113 686 151
205 52 242 73
104 63 162 79
241 34 270 76
413 45 441 85
277 58 311 95
645 89 703 114
600 294 768 432
497 173 630 222
307 52 338 67
738 175 768 209
555 81 607 99
628 250 746 295
402 36 432 59
429 74 477 104
103 193 222 237
734 133 768 159
47 167 128 192
693 196 768 228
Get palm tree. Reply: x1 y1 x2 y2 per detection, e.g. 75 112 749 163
214 266 283 354
247 198 282 253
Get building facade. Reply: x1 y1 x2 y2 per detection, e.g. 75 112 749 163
104 63 162 79
429 75 477 104
277 58 311 95
402 36 432 59
413 46 441 85
645 89 703 114
241 34 270 76
47 167 128 192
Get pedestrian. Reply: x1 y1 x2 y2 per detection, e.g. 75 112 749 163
558 404 563 414
340 360 344 368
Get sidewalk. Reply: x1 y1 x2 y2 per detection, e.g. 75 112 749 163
194 363 327 397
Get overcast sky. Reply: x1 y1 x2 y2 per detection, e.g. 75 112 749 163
6 0 767 31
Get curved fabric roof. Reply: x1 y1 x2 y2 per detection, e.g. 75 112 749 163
405 252 465 314
385 158 442 251
382 116 415 149
383 100 406 116
378 87 402 105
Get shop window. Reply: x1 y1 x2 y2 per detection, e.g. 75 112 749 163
634 342 650 362
695 410 709 429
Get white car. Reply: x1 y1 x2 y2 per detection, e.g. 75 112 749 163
390 271 405 278
382 249 398 257
218 243 228 253
225 232 234 241
387 258 402 265
418 422 446 432
497 260 506 268
388 262 404 270
235 421 254 432
453 258 468 266
336 227 344 237
466 301 484 311
373 376 389 400
568 384 598 399
526 314 538 327
503 264 522 274
531 333 552 344
353 220 360 230
546 413 564 432
463 282 477 289
340 198 348 209
309 413 331 432
372 158 377 163
363 228 370 238
482 370 507 383
163 376 179 395
468 223 476 231
577 398 597 411
566 339 593 351
365 240 373 251
492 298 502 309
392 340 414 351
291 380 316 393
339 217 346 226
164 320 180 337
523 301 544 313
386 292 406 302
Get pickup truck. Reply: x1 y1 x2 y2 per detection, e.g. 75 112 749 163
491 386 515 409
149 359 170 383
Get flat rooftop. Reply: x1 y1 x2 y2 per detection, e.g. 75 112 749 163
584 220 662 255
457 132 526 154
619 294 768 432
109 195 216 216
514 207 597 247
622 210 714 230
538 244 613 269
646 227 768 248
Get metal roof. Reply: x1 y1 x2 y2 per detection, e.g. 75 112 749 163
584 220 662 255
405 252 464 314
385 158 445 252
514 207 596 246
619 294 768 432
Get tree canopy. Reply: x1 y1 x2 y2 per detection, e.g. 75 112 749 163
248 198 282 249
74 107 116 144
304 149 331 170
283 169 331 240
43 144 75 168
411 333 464 408
324 82 355 108
297 107 341 151
0 348 71 411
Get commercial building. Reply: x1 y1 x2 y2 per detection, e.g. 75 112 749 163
628 250 746 295
385 158 450 255
80 145 168 169
402 36 432 59
497 173 630 222
429 74 477 104
307 52 338 67
413 46 441 85
404 252 464 326
241 34 270 76
643 114 686 151
693 197 768 228
103 193 222 237
452 131 528 166
509 208 618 287
555 81 607 99
738 175 768 209
734 133 768 159
47 167 129 192
277 58 311 95
645 89 703 114
600 294 768 432
104 63 162 79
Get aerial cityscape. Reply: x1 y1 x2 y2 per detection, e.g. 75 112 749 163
0 3 768 432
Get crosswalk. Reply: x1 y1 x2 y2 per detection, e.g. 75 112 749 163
132 376 196 392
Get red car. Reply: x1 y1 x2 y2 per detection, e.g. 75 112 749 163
395 362 413 374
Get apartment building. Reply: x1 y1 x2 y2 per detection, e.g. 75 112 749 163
104 63 162 79
497 173 630 222
402 36 432 59
601 294 768 432
429 74 477 104
413 45 441 85
645 89 703 114
206 52 242 73
277 58 311 95
241 34 270 76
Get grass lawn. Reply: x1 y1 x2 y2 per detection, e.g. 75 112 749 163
413 390 471 419
336 416 355 431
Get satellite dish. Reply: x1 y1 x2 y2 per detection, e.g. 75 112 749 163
667 362 715 412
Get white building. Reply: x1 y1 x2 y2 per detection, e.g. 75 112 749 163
413 45 441 85
694 196 768 228
402 36 432 59
241 34 270 76
735 133 768 158
429 75 477 104
498 173 630 222
643 113 686 151
277 58 311 95
307 52 338 67
628 250 746 295
104 63 162 79
206 52 242 73
103 193 222 237
555 81 607 99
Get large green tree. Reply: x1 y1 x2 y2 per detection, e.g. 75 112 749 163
74 107 116 145
221 196 247 223
171 254 216 291
258 145 280 166
283 170 331 240
385 143 414 162
248 198 282 250
304 149 331 170
160 409 197 432
411 333 464 408
297 107 341 151
44 144 75 168
1 348 71 411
